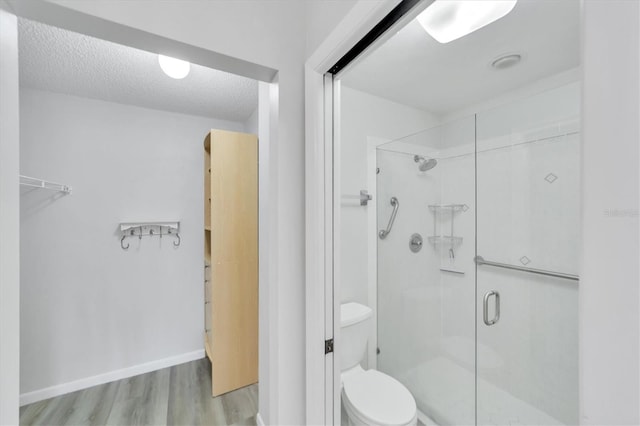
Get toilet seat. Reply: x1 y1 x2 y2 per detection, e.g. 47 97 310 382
342 370 417 426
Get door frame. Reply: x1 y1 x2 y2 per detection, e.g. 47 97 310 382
304 1 432 423
1 2 279 424
0 3 21 424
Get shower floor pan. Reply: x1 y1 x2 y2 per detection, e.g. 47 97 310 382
399 357 565 426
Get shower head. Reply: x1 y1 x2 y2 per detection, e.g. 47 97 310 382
414 155 438 172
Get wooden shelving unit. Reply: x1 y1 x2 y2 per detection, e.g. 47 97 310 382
203 129 258 397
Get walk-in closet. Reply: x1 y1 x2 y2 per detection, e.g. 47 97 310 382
17 17 260 426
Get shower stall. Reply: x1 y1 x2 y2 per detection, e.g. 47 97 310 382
371 82 580 425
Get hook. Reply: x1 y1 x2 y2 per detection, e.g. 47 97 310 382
121 235 129 250
173 233 181 247
139 226 143 240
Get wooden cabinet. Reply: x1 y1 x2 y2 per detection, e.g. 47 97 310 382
203 129 258 397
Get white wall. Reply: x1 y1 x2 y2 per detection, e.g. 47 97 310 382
244 107 259 136
340 86 438 305
581 1 640 424
0 6 20 425
305 0 359 57
19 88 245 401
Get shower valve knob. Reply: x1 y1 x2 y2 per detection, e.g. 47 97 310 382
409 233 423 253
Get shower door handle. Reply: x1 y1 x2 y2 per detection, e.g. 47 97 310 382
483 290 500 326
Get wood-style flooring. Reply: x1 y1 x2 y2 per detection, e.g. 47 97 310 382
20 358 258 426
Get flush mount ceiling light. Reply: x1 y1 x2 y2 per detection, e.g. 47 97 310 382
417 0 518 44
158 54 191 79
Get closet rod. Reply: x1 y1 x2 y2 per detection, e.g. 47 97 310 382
19 175 72 194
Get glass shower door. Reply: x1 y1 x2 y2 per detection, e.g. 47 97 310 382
373 84 580 425
475 87 581 426
376 116 476 425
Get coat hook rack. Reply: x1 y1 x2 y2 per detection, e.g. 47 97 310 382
119 221 180 250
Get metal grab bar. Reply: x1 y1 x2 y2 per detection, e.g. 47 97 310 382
475 256 579 281
378 197 399 239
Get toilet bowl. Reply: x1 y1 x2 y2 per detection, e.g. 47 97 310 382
342 366 417 426
340 303 417 426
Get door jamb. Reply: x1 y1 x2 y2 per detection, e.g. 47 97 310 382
304 1 404 424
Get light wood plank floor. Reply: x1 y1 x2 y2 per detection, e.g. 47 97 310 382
20 358 258 426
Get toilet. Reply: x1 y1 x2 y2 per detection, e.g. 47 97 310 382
340 302 417 426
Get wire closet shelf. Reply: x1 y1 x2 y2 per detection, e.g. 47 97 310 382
19 175 72 194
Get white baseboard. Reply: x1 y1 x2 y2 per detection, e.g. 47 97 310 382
20 349 205 406
256 412 265 426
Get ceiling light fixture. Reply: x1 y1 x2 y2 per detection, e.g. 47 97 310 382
158 54 191 79
417 0 518 44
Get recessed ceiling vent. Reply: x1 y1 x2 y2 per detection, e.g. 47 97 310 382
491 53 522 70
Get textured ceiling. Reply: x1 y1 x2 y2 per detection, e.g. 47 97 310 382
18 18 258 122
341 0 580 116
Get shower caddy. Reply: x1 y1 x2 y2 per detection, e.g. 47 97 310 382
427 203 467 245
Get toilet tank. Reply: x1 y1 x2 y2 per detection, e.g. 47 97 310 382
340 303 373 372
